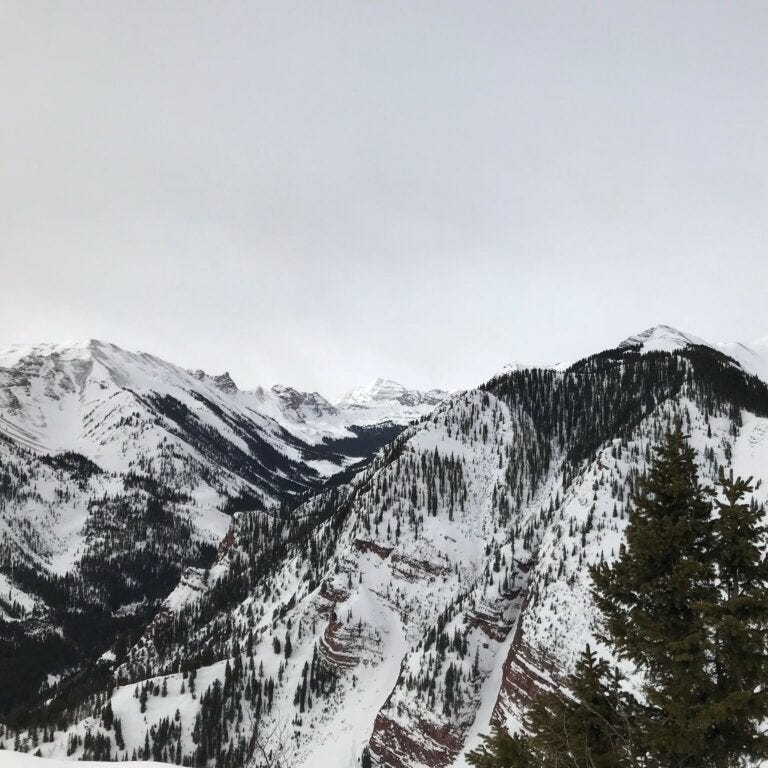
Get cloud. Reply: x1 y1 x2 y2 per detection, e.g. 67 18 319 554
2 1 767 399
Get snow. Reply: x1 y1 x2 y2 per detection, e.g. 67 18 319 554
295 593 407 768
4 326 768 768
619 325 768 384
718 339 768 385
619 324 708 353
0 751 166 768
0 340 446 457
0 572 36 617
336 377 449 426
0 339 448 604
452 614 522 767
0 749 168 768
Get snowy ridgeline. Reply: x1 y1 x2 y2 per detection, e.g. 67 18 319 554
0 339 448 734
2 326 768 768
0 338 446 626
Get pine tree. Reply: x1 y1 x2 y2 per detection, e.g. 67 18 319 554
466 725 534 768
467 645 631 767
527 644 633 767
702 469 768 767
591 426 717 766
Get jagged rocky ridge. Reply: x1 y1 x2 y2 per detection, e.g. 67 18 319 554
2 328 768 768
0 340 445 716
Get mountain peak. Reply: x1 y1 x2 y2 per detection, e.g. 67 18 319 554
270 384 337 420
618 325 707 353
338 378 447 409
211 371 238 394
0 339 98 368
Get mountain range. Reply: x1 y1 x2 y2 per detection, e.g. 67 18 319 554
1 326 768 768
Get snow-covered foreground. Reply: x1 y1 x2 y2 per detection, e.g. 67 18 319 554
0 754 166 768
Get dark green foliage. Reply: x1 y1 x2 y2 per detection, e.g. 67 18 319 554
702 470 768 767
592 429 768 767
9 340 768 762
526 645 633 767
467 725 535 768
468 646 632 767
473 426 768 768
592 426 717 766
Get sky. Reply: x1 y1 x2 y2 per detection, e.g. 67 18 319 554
2 1 768 400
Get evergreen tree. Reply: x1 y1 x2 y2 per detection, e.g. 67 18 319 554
528 645 632 767
466 725 534 768
467 645 631 767
591 426 717 767
702 469 768 767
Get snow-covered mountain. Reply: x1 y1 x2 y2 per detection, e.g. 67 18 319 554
3 326 768 768
337 378 449 426
619 324 768 382
0 340 443 457
0 340 445 716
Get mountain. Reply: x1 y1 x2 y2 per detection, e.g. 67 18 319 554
620 323 768 382
0 340 444 715
337 378 449 426
2 326 768 768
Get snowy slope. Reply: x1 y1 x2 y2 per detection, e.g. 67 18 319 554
0 340 448 548
0 752 167 768
0 340 446 717
3 326 768 768
619 324 768 384
337 377 449 427
0 340 442 458
617 324 709 352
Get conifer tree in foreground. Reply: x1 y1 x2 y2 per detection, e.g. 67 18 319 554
468 644 633 767
466 725 534 768
591 426 717 766
703 469 768 767
469 426 768 768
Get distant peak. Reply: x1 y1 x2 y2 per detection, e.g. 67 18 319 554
0 339 101 369
271 384 330 404
212 372 238 394
271 383 298 396
270 384 337 419
337 378 448 409
618 325 708 353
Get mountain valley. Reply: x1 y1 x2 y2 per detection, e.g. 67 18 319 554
2 327 768 768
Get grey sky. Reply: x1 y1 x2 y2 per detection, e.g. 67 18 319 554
2 1 768 399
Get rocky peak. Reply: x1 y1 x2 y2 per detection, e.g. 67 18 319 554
212 372 238 394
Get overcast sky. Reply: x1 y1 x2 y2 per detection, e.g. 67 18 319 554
2 1 768 399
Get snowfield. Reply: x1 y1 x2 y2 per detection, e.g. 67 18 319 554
0 753 166 768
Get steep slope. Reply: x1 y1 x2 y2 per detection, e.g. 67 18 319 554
6 327 768 768
0 341 444 716
620 324 768 384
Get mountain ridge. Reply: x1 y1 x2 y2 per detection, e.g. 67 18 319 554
2 325 768 768
0 339 447 717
